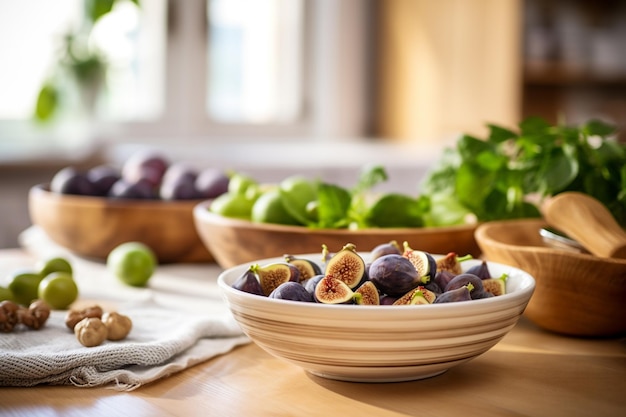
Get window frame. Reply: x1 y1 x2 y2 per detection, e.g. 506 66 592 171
0 0 373 152
110 0 373 144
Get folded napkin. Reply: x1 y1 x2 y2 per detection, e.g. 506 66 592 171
0 302 249 391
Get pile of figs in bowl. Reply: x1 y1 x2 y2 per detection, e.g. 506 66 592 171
217 240 536 382
28 150 230 263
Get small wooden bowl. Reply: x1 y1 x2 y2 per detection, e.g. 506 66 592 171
29 184 213 263
193 200 480 269
475 218 626 337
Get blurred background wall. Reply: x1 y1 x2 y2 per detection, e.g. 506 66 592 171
1 0 625 248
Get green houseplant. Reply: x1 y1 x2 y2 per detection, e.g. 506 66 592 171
34 0 139 122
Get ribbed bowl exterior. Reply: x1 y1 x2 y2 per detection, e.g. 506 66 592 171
218 255 535 382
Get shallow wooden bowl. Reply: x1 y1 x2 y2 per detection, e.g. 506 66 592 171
475 218 626 337
29 184 213 263
193 200 480 269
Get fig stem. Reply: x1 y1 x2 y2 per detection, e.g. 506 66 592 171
456 254 473 263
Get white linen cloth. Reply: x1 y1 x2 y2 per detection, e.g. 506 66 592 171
0 302 249 391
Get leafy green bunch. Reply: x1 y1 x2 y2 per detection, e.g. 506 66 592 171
280 165 426 230
421 117 626 227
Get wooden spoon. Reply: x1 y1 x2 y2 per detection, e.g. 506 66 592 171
542 192 626 259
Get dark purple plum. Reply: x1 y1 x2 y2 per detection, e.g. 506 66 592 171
108 178 157 199
195 168 230 199
122 150 169 188
434 286 472 303
87 165 121 196
368 254 421 297
160 163 200 200
160 178 198 200
232 268 264 296
269 282 314 302
50 167 96 195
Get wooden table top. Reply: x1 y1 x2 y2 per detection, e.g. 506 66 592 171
1 248 625 417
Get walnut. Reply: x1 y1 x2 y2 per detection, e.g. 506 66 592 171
74 317 108 347
0 300 19 333
102 311 132 340
18 300 51 330
65 305 104 330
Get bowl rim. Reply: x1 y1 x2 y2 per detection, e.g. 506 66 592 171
217 252 536 314
193 200 478 234
475 218 626 266
30 183 206 208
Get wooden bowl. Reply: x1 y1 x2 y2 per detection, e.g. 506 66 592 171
29 184 213 263
193 200 480 269
475 218 626 337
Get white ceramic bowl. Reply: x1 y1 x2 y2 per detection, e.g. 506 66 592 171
218 253 535 382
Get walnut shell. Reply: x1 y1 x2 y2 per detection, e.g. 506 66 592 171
102 312 132 341
65 305 103 330
74 317 108 347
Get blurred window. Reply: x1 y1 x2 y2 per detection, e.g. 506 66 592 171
0 0 164 123
207 0 304 124
0 0 368 151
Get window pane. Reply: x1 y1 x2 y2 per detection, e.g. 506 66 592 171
0 1 81 120
207 0 304 124
0 0 165 123
93 0 167 121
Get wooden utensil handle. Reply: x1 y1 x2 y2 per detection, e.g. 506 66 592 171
542 192 626 259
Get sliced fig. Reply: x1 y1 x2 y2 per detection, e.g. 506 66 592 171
436 252 473 275
369 240 402 262
465 260 492 280
284 254 322 281
231 267 264 296
393 286 436 305
269 282 314 302
314 275 356 304
402 242 436 284
252 262 301 296
324 243 366 289
434 285 472 303
368 254 421 297
354 281 380 305
482 273 508 296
